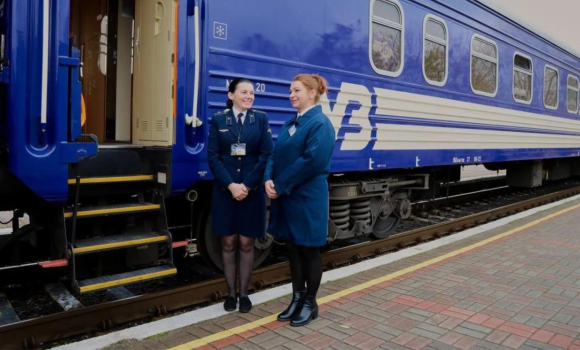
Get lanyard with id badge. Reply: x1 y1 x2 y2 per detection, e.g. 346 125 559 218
230 115 247 156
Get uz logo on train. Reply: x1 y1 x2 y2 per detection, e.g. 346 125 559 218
318 82 480 167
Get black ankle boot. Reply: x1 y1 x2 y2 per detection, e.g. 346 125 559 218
277 291 305 322
290 295 318 327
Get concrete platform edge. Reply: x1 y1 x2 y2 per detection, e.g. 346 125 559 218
51 193 580 350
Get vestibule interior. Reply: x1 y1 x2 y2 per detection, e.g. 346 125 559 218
69 0 176 146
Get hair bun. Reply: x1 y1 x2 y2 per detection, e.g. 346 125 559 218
311 74 328 96
292 74 328 103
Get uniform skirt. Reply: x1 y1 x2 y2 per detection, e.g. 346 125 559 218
211 184 267 238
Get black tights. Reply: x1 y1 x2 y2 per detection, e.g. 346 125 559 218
221 235 255 298
287 241 322 298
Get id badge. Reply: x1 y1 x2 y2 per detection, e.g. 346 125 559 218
288 125 296 137
231 143 247 156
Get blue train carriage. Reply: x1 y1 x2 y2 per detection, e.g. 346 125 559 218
0 0 579 293
198 0 580 262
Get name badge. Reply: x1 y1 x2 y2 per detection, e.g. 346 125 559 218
231 143 247 156
288 125 296 137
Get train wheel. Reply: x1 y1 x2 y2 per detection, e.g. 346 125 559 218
371 213 400 239
197 208 274 271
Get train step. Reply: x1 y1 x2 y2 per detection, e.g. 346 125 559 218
64 202 161 219
69 147 148 179
72 232 169 255
75 264 177 293
68 175 154 185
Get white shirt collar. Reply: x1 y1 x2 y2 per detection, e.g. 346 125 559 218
232 108 247 122
297 105 316 118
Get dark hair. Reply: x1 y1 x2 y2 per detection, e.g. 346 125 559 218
226 78 254 109
293 74 328 103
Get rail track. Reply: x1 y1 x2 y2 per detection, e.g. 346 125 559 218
2 181 580 349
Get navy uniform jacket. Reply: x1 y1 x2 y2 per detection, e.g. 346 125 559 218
264 105 335 246
208 109 273 237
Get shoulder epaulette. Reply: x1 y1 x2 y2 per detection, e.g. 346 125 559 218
214 109 229 116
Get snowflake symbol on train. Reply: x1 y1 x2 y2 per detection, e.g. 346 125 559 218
213 22 227 40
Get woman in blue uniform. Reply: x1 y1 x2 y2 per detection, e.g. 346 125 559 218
264 74 335 326
208 78 273 313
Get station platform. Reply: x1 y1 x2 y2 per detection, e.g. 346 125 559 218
69 196 580 350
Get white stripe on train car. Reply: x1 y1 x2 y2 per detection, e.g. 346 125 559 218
319 83 580 151
374 123 580 150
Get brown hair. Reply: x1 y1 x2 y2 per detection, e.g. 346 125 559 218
293 74 328 103
226 78 253 109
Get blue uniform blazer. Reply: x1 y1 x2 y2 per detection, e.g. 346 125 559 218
207 109 273 237
264 105 335 246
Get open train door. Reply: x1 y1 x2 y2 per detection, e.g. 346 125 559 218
133 0 176 145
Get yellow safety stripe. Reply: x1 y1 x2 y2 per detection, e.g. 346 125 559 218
64 204 160 218
168 201 580 350
79 268 177 293
74 236 168 254
68 175 154 185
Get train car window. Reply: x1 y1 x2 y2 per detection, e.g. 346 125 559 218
513 54 533 104
470 35 498 97
544 66 559 110
567 75 579 114
423 15 448 86
369 0 404 77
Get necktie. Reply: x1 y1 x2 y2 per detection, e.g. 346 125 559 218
237 113 244 129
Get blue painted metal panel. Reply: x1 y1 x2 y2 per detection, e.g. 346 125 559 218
172 0 202 194
169 0 580 195
65 47 82 142
6 0 65 203
4 0 96 204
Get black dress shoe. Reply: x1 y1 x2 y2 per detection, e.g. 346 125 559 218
291 295 318 327
278 291 305 321
239 296 252 313
223 296 237 311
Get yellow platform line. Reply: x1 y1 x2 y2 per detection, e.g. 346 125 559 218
64 204 160 218
79 268 177 293
74 236 168 254
169 202 580 350
68 175 154 185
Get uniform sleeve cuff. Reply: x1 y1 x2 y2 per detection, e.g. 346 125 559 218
274 182 290 196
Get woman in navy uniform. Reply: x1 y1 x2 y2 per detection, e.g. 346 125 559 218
208 78 273 313
264 74 335 326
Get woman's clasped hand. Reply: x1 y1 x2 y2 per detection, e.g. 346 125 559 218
228 183 249 200
264 180 277 199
